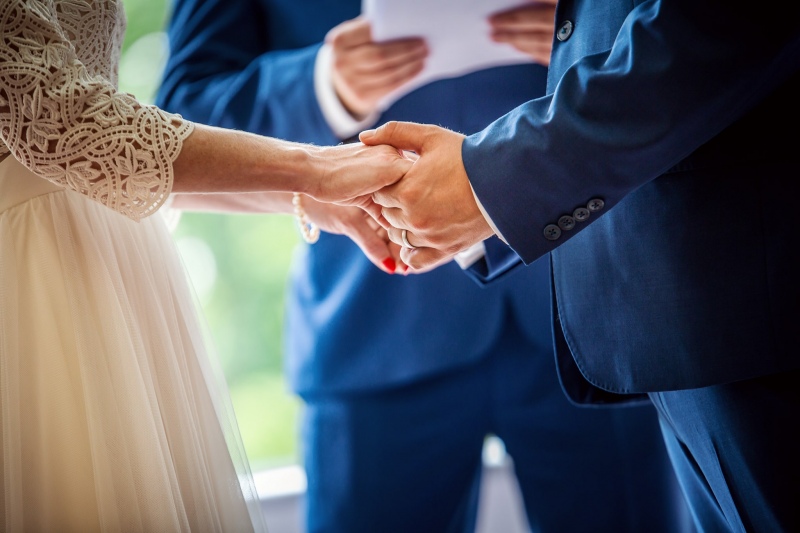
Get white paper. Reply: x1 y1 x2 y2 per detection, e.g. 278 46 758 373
362 0 536 110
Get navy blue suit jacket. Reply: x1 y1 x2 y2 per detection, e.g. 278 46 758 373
463 0 800 402
156 0 556 395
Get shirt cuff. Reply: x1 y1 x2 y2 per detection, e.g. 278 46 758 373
470 183 507 244
314 44 380 140
454 242 487 269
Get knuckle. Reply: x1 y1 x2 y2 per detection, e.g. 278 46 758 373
374 47 391 61
329 30 345 47
332 55 348 71
382 121 399 136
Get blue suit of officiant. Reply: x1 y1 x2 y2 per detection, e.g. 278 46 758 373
156 1 691 532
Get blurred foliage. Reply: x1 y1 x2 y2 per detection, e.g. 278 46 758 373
121 0 170 51
172 213 303 469
120 0 302 468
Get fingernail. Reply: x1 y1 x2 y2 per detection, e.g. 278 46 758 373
360 129 376 140
382 257 396 273
402 264 409 273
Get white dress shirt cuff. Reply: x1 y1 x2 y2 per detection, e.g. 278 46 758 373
471 183 506 243
454 242 487 269
314 44 380 140
454 186 507 269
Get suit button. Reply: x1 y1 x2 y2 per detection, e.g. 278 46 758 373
544 224 562 240
573 207 590 221
558 215 576 230
587 198 605 212
556 20 574 42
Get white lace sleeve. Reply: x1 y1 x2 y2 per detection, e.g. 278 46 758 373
0 0 194 221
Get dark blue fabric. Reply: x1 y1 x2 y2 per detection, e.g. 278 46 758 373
461 0 800 394
303 318 693 533
456 1 800 531
650 369 800 532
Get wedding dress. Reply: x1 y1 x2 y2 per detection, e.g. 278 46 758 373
0 0 267 531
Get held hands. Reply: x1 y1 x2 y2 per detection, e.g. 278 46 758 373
327 16 428 117
307 141 413 204
298 196 407 275
359 122 495 272
315 6 556 273
300 141 415 275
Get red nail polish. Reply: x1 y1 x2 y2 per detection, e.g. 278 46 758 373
382 258 397 273
402 264 409 273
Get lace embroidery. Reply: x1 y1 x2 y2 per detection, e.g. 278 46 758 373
0 0 194 220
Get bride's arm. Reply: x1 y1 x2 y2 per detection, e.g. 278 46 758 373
171 123 409 204
0 0 408 221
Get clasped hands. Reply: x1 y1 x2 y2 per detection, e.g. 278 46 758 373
306 123 494 275
301 0 556 274
359 122 495 274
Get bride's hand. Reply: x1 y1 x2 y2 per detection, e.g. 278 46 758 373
301 196 408 274
306 142 414 205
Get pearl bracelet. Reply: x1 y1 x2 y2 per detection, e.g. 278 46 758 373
292 193 320 244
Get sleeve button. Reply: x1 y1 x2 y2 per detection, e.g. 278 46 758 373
558 215 576 230
573 207 590 221
587 198 605 212
544 224 562 241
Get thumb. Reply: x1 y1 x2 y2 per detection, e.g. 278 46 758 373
359 121 429 153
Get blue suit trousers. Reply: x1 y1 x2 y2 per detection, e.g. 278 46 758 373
651 369 800 533
302 315 694 533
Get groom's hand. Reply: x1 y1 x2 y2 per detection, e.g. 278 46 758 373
359 122 495 271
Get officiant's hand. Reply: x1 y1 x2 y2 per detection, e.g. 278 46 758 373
359 122 495 272
488 0 557 66
326 16 428 118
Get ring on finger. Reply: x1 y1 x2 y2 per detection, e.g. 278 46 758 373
401 229 416 250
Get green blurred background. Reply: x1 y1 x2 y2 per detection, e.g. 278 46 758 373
120 0 302 471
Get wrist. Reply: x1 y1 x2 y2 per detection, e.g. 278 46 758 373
268 142 323 197
332 76 372 119
297 145 327 199
315 44 381 138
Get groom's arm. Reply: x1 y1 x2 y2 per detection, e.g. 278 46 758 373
362 0 800 271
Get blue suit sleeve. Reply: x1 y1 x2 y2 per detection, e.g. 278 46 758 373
463 237 526 286
463 0 800 264
155 0 338 145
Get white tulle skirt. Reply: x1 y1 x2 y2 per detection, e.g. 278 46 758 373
0 156 267 532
